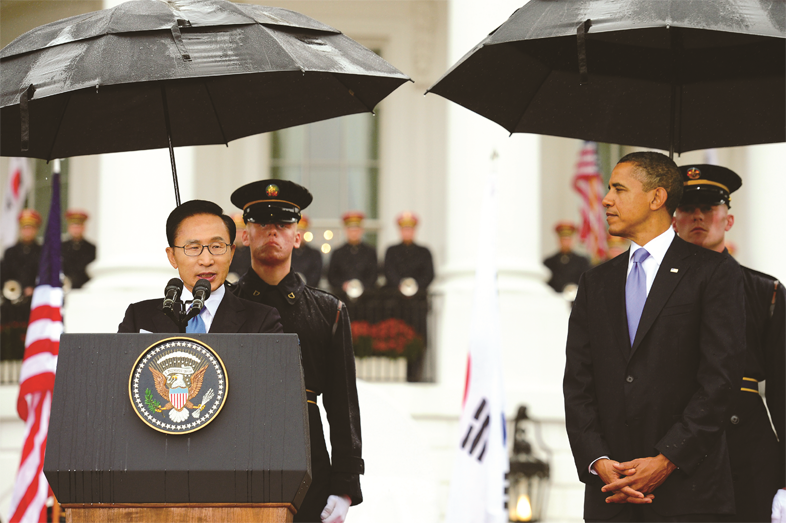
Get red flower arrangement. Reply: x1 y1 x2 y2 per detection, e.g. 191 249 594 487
351 318 425 361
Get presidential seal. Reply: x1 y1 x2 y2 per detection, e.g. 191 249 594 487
129 337 228 435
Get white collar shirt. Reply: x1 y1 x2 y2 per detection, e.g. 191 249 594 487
179 284 225 332
627 227 675 297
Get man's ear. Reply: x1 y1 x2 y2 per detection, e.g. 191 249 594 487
241 229 249 247
725 213 735 232
166 247 178 269
650 187 668 211
294 230 302 249
671 216 678 233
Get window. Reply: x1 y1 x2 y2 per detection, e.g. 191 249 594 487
270 111 380 251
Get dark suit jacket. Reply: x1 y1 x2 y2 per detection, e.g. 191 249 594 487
117 288 283 334
563 235 746 519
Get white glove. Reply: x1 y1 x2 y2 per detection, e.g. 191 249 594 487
321 494 351 523
773 489 786 523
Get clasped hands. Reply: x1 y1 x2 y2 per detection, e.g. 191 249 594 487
593 454 677 504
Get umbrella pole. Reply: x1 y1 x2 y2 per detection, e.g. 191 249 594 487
160 83 181 206
167 133 181 207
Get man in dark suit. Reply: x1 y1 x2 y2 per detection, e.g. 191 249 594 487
118 200 282 334
327 211 377 297
672 164 784 521
563 152 746 521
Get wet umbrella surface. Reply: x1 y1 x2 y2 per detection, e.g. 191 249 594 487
428 0 785 154
0 0 410 165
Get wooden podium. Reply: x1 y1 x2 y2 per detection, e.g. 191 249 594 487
44 333 311 523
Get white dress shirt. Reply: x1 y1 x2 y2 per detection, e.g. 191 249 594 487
589 227 676 475
627 227 676 297
179 284 225 333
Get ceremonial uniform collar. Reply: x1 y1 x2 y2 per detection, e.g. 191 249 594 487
246 268 305 305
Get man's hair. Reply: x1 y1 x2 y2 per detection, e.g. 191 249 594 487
165 200 236 247
617 151 683 215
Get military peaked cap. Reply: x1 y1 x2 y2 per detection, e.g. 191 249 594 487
678 164 742 208
231 179 312 224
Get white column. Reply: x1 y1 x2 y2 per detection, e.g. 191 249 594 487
744 143 786 279
437 0 569 414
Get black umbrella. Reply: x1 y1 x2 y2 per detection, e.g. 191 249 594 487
427 0 785 156
0 0 410 204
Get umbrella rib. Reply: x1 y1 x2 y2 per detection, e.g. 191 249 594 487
203 81 228 146
510 69 553 135
45 91 73 162
328 73 376 114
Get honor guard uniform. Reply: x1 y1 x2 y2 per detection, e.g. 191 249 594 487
227 213 250 283
327 211 378 295
230 180 363 522
675 164 785 521
291 214 323 287
543 221 591 293
61 210 96 289
383 211 434 293
2 209 42 294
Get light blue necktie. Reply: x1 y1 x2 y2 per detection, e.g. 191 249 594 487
626 248 650 346
186 310 206 333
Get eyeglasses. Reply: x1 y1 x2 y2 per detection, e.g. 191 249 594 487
174 241 229 257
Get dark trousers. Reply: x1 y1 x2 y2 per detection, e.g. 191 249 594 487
727 391 781 522
294 405 331 523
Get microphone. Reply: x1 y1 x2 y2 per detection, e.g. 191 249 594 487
190 279 212 314
163 278 184 310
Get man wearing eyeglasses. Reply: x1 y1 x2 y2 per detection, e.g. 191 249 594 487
118 199 283 334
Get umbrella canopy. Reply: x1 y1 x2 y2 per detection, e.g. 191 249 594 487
0 0 410 160
427 0 785 154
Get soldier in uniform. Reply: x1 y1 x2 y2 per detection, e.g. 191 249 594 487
605 233 629 261
231 180 363 523
1 209 42 360
2 209 42 297
327 211 377 296
291 214 323 287
61 209 96 289
543 221 591 293
383 211 434 294
672 164 784 521
227 213 250 283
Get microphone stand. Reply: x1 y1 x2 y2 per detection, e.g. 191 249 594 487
162 301 190 333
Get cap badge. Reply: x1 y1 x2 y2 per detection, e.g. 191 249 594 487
129 337 228 435
687 167 701 179
266 184 280 197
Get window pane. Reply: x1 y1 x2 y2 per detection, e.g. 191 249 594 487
307 167 342 219
272 165 303 185
308 119 342 162
344 114 372 163
275 126 306 161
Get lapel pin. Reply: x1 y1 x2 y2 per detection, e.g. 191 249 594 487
670 268 679 273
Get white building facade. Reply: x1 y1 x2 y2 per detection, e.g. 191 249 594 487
1 1 784 521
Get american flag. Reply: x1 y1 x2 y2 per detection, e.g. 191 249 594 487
8 169 63 523
572 142 607 262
